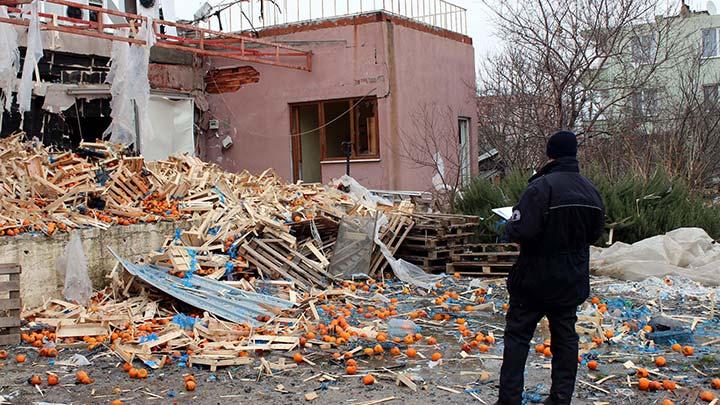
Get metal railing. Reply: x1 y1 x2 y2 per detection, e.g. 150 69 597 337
200 0 468 35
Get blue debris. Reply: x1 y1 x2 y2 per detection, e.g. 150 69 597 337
172 314 197 330
139 333 159 343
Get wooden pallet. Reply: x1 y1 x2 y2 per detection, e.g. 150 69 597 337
446 261 513 277
451 251 520 262
0 263 21 346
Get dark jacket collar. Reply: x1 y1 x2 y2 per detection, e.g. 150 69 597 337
528 156 580 183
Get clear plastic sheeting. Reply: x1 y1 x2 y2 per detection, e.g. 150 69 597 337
17 0 43 118
591 228 720 286
104 20 156 147
599 275 720 300
57 232 93 306
329 216 376 278
373 214 444 290
0 5 19 118
334 175 392 210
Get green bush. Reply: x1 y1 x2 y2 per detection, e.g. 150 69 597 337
457 168 720 244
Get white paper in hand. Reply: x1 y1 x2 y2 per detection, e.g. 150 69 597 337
492 206 514 221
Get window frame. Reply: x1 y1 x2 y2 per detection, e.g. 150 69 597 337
632 33 658 65
290 97 380 162
702 28 720 59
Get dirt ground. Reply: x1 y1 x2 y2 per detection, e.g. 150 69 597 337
1 276 718 405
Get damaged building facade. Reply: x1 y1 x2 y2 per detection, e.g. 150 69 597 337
199 3 478 191
1 0 477 192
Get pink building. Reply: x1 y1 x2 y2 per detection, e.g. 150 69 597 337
200 10 477 191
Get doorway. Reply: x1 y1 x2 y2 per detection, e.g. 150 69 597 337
291 104 322 183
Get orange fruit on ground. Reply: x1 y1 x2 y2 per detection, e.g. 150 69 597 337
137 368 148 379
390 347 401 356
293 353 304 363
478 344 490 353
404 335 415 344
636 368 650 378
15 354 26 363
591 297 600 304
29 375 42 385
543 347 552 357
123 362 132 372
362 374 375 385
649 381 662 391
406 348 417 358
587 360 598 370
76 371 89 383
185 380 196 391
712 378 720 389
638 378 650 391
183 375 196 383
373 344 384 354
426 337 437 345
47 374 59 386
662 380 676 391
0 350 7 359
364 348 374 357
128 368 139 379
604 330 614 339
346 365 357 375
661 399 674 405
700 391 715 402
111 400 123 405
485 336 496 344
655 356 666 367
376 333 387 343
431 352 442 361
682 346 694 356
643 325 653 333
346 359 357 367
535 344 545 353
671 343 682 352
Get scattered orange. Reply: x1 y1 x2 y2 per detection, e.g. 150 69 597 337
671 343 682 352
123 362 132 372
76 370 92 384
655 356 666 367
712 378 720 389
643 325 653 333
604 330 614 339
431 352 442 361
485 336 496 344
185 380 196 391
390 347 401 356
29 375 42 385
364 348 375 357
373 344 384 354
111 400 123 405
376 333 387 343
293 353 304 364
0 350 7 359
15 354 26 363
649 381 662 391
128 368 139 379
543 347 552 357
682 346 694 356
661 399 674 405
346 365 357 375
638 378 650 391
636 368 650 378
137 368 148 379
587 360 598 370
362 374 375 385
406 348 417 358
47 374 59 386
662 380 676 391
426 337 437 345
478 344 490 353
591 297 601 304
535 344 545 353
700 391 716 402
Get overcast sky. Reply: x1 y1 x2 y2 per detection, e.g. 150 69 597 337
173 0 499 68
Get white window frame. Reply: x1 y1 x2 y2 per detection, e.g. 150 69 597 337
458 117 471 187
633 33 658 65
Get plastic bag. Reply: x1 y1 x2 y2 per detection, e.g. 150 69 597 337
17 0 43 117
57 232 92 305
0 5 20 115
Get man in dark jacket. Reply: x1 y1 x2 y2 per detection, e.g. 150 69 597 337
498 131 605 405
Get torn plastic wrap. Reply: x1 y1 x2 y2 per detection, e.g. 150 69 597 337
57 232 93 306
335 175 392 210
0 5 20 119
373 214 444 290
17 0 43 119
104 20 156 148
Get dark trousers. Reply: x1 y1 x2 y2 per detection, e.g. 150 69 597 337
498 303 579 405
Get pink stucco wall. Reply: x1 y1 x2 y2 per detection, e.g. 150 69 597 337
202 13 477 192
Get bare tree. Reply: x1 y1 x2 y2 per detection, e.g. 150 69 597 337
478 0 681 170
398 103 468 213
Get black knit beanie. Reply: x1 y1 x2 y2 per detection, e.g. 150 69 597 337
546 130 578 159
